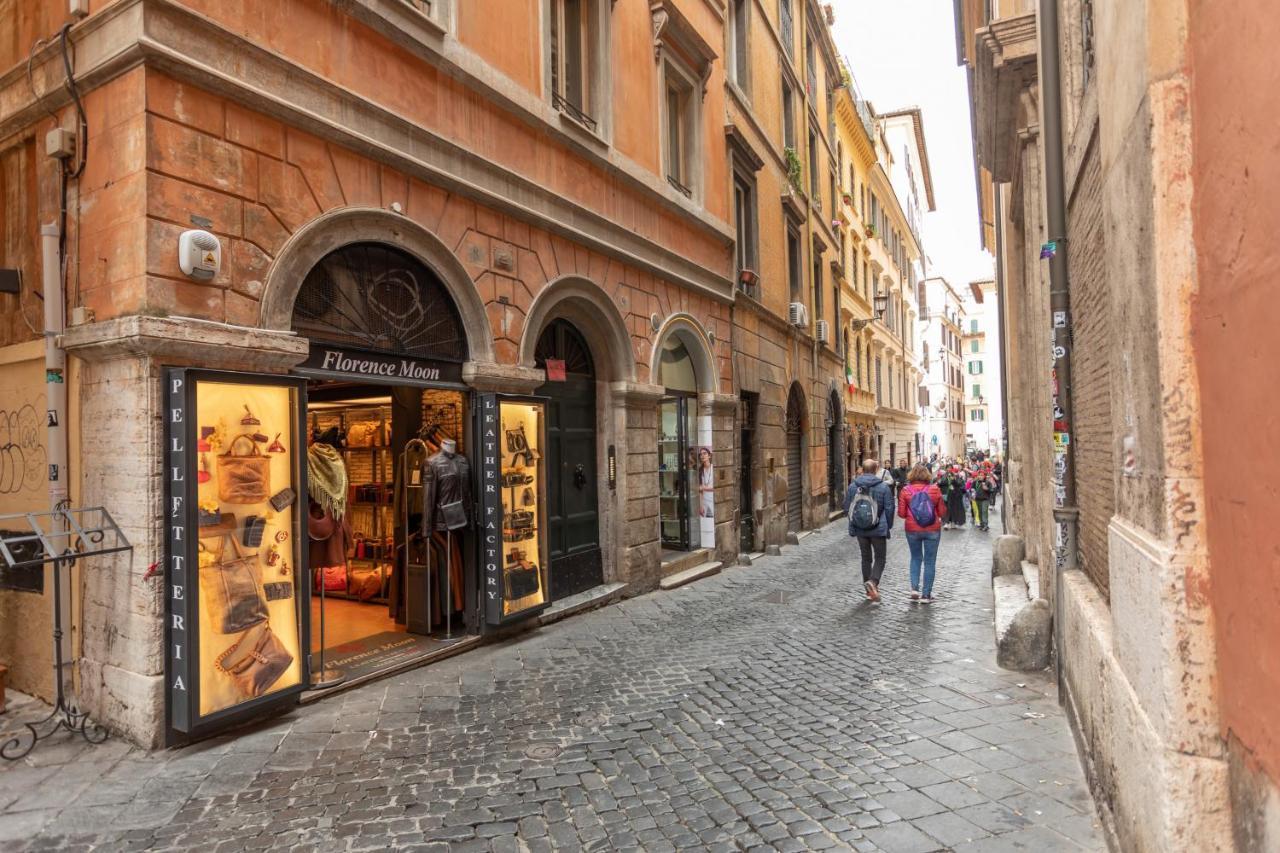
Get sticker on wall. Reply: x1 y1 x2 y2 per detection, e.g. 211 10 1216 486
1053 311 1067 329
1053 345 1067 361
1040 241 1058 260
1053 432 1071 451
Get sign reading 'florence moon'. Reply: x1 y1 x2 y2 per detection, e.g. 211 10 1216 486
298 346 464 385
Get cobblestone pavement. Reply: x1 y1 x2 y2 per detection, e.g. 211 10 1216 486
1 518 1105 852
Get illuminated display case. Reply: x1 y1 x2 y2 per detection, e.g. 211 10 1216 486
165 370 310 740
476 394 549 625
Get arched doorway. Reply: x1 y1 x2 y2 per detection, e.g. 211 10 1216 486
534 319 602 600
785 383 806 532
657 337 701 551
827 391 844 511
289 240 479 680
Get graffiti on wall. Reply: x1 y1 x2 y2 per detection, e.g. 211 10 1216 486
0 404 46 496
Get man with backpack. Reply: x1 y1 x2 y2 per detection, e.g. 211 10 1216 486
898 464 948 602
844 459 896 602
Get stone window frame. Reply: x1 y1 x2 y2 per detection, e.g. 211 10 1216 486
660 55 703 200
651 0 717 207
726 0 752 101
542 0 615 145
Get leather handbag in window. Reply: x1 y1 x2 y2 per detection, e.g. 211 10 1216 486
215 622 293 699
345 422 380 448
217 434 271 504
200 535 268 634
504 562 540 600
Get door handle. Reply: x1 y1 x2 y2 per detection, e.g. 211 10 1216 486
574 464 588 490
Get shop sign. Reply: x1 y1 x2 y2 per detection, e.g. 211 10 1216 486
544 359 567 382
166 370 193 733
477 394 503 623
298 346 463 385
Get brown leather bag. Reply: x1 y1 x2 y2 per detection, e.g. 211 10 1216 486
200 535 268 634
215 622 293 699
217 434 271 504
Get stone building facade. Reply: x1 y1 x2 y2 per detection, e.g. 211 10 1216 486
1 0 746 746
919 276 967 459
956 0 1280 849
722 0 854 549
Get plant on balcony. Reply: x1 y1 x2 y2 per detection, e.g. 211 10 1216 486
865 222 877 239
784 147 803 192
842 191 853 206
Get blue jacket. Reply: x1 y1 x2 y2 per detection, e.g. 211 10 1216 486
844 474 895 538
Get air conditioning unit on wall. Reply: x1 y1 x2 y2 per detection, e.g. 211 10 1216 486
815 319 829 343
788 302 809 328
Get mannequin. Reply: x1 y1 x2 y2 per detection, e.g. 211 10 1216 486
423 438 470 636
423 439 471 533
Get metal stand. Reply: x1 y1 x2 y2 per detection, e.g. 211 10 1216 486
443 530 457 640
310 571 345 689
0 508 131 761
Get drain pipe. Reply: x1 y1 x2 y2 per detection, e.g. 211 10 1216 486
994 188 1010 512
42 222 72 691
1039 0 1079 697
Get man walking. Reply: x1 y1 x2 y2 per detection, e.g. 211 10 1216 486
844 459 896 602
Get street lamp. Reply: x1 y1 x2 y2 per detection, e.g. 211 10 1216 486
849 293 890 332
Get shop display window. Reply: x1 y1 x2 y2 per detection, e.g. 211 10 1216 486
195 381 304 716
167 372 308 730
477 395 550 625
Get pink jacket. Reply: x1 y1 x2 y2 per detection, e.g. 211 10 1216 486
898 483 946 533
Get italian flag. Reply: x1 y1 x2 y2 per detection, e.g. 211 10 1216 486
845 361 855 392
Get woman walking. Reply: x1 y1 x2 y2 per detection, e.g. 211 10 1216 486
941 466 967 529
899 465 947 602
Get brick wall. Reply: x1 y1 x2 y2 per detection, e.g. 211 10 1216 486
1066 140 1114 597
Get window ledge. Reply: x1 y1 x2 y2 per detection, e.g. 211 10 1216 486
556 107 609 152
349 0 448 41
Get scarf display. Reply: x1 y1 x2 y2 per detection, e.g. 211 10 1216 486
307 443 348 519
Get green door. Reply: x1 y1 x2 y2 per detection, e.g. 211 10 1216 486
535 320 602 600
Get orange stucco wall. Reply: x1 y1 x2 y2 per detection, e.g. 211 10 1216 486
121 70 732 386
1190 0 1280 788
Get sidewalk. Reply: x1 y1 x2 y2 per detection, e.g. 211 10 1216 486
0 515 1105 851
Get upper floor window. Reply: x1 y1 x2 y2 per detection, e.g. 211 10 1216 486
808 129 820 201
970 318 979 333
781 78 796 149
663 63 697 197
969 360 984 375
779 0 794 58
733 170 757 278
787 225 802 301
549 0 604 130
970 339 979 353
728 0 749 92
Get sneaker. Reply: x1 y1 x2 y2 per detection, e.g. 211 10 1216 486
910 589 920 601
920 596 934 604
864 580 875 600
867 581 881 602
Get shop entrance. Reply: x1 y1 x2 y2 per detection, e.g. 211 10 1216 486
534 319 602 601
291 242 477 685
785 384 805 532
657 337 705 552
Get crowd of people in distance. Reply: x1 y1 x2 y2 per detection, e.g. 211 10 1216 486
842 451 1003 604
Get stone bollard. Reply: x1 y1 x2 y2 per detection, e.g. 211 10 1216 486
997 599 1053 671
992 535 1026 577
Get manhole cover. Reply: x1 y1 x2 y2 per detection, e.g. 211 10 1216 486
758 589 799 604
576 712 608 727
524 743 561 760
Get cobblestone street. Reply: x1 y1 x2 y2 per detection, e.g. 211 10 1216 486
0 521 1104 852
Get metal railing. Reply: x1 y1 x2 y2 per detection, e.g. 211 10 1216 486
553 92 597 132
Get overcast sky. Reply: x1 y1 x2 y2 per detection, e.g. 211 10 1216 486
831 0 995 289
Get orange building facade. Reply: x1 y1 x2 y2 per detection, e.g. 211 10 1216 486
0 0 860 747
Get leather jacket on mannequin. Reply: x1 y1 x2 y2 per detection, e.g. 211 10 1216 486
423 448 472 533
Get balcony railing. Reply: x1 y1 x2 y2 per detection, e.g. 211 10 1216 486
553 92 597 132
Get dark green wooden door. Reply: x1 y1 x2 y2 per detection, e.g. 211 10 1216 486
535 320 602 600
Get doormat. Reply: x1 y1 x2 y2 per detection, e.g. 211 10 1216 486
322 632 441 681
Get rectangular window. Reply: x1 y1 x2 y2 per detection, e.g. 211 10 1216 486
808 129 820 201
663 63 695 196
729 0 749 91
781 78 796 149
733 171 756 279
969 361 984 375
550 0 596 125
805 35 816 96
779 0 794 57
971 339 979 353
875 357 883 405
973 384 982 399
787 225 801 301
970 318 979 333
812 255 823 320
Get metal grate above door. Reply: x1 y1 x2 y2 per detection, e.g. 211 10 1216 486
292 242 468 362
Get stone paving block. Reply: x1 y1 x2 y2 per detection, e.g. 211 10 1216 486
2 523 1103 853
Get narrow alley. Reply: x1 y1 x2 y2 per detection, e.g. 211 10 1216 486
1 523 1103 852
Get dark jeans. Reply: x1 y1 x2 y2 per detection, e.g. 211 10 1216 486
857 536 887 584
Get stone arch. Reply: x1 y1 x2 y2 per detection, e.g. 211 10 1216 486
259 206 494 362
650 313 719 395
518 275 635 383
